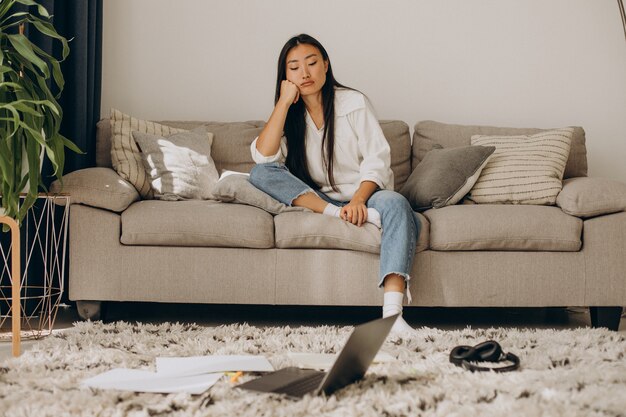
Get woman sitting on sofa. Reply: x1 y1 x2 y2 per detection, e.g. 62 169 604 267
249 33 421 335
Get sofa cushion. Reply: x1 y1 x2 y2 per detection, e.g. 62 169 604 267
50 167 139 212
274 211 429 253
380 120 412 191
121 200 275 248
412 121 587 179
424 204 582 251
97 119 412 191
557 177 626 218
468 128 574 205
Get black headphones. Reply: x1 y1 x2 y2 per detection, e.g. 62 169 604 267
449 340 520 372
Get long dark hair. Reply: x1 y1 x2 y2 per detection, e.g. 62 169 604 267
275 34 350 192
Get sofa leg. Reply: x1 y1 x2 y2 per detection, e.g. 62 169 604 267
76 300 105 321
589 306 623 331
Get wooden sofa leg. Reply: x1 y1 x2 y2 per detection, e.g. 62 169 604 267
589 307 623 331
76 300 105 321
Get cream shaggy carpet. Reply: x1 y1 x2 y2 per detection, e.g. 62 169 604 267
1 321 625 417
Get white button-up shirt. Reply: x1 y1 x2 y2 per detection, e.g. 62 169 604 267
250 88 393 202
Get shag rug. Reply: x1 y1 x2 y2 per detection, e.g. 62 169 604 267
1 321 625 417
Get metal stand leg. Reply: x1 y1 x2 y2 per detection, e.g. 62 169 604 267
1 216 20 357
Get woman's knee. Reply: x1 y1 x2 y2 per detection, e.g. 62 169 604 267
371 191 412 214
249 162 283 185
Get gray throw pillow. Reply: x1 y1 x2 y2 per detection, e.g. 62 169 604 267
556 177 626 218
132 127 219 201
212 173 307 215
399 145 495 211
50 167 139 212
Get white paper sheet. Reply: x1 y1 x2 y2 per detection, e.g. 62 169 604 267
81 368 223 395
287 351 395 370
156 355 274 377
219 170 249 180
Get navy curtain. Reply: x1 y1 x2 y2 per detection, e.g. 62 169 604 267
22 0 103 177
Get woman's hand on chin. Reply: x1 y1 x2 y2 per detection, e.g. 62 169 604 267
340 199 368 227
278 80 300 105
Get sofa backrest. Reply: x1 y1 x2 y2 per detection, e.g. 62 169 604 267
412 120 588 179
96 119 412 191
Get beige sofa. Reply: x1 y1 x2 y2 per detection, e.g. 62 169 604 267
57 119 626 330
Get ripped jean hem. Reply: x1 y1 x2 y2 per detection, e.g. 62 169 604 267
379 272 413 304
289 189 316 207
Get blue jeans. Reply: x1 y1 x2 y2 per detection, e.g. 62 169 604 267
249 162 421 289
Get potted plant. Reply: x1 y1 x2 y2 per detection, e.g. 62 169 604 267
0 0 80 229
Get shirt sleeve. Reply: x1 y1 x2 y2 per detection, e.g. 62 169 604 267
250 136 287 164
347 100 393 190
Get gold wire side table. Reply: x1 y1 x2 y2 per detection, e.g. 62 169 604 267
0 194 70 357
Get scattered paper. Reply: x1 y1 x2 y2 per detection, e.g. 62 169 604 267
81 355 273 394
156 355 274 377
287 351 395 370
219 170 249 180
81 368 223 395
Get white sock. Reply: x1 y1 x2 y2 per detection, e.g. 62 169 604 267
322 203 341 217
323 204 381 229
383 291 404 318
366 208 382 229
383 291 415 335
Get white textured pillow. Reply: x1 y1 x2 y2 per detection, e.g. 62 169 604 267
212 171 307 215
132 127 219 201
469 128 574 205
110 108 186 199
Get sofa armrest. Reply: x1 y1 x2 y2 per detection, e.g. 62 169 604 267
557 177 626 218
50 167 140 212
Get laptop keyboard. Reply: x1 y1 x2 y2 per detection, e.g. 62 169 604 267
276 372 326 397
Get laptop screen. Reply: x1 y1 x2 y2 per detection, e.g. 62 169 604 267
318 314 398 395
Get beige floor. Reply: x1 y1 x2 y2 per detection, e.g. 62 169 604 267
1 303 625 360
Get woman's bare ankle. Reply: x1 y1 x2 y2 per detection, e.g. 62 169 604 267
292 192 328 213
383 274 405 293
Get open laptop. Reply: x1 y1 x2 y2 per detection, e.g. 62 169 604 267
237 314 398 397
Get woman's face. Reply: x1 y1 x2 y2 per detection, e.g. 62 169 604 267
285 43 328 97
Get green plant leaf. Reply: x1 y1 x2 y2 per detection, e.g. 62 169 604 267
0 12 29 29
17 192 37 223
62 135 84 154
19 122 47 151
30 42 65 93
0 81 24 90
49 134 65 177
0 0 15 20
25 132 40 191
10 103 41 117
29 18 69 60
14 0 50 18
16 173 28 193
0 141 14 185
0 103 22 137
7 34 50 78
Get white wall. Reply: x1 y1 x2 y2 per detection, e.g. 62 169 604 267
102 0 626 181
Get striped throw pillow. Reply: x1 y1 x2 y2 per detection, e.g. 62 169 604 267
468 128 574 205
110 108 186 199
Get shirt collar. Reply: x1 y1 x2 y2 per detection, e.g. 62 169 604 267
305 110 324 133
